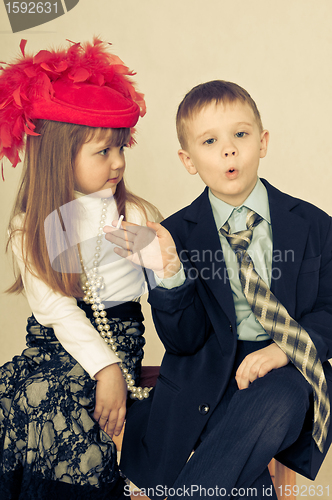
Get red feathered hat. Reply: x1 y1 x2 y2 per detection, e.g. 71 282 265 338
0 38 146 169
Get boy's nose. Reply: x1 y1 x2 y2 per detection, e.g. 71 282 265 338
224 150 236 157
222 140 237 158
223 148 237 158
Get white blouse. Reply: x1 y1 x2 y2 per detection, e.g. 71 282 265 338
10 191 160 378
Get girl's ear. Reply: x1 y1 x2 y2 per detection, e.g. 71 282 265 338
178 150 198 175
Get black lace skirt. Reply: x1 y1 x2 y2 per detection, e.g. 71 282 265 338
0 302 145 499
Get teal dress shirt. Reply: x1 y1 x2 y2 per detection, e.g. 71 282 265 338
209 178 271 341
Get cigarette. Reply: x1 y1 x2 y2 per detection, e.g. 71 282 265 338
116 215 124 229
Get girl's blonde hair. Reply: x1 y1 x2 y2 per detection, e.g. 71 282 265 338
7 120 161 297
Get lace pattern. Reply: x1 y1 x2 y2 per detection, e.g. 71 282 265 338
0 312 145 498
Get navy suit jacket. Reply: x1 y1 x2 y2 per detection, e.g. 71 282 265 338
121 180 332 491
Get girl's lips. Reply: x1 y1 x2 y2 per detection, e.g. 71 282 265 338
108 177 118 183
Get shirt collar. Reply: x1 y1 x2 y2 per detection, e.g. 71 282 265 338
208 177 271 230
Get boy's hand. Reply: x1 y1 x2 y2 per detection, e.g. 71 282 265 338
104 220 181 279
235 343 289 390
93 363 127 438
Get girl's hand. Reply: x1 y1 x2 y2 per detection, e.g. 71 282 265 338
93 363 127 437
104 220 181 279
235 343 289 390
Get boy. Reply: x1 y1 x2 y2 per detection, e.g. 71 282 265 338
105 81 332 499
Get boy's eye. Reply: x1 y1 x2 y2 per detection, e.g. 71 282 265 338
235 132 247 138
204 138 216 145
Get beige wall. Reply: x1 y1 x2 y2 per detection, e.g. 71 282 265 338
1 0 332 490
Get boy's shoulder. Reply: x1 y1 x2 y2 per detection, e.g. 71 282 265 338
162 180 331 234
162 188 211 228
261 179 331 228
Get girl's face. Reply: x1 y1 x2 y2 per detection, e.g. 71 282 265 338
73 134 127 195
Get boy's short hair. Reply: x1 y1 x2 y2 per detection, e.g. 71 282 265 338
176 80 263 149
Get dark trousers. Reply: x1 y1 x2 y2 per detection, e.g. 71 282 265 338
172 340 313 499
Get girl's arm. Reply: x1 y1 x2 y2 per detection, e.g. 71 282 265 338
11 237 127 437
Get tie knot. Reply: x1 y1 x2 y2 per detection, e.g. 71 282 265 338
219 210 263 255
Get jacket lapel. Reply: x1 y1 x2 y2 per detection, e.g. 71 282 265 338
263 180 310 317
183 188 236 326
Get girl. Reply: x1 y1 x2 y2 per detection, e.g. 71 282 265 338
0 38 162 499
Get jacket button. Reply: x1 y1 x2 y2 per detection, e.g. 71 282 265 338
229 324 233 332
198 404 210 415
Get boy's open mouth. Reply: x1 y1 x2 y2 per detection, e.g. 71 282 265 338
226 167 238 178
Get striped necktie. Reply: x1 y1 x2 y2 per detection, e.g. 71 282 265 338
220 209 330 453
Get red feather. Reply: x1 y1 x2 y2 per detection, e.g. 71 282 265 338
0 37 146 170
20 39 27 56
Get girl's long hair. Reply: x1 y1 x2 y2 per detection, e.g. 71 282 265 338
7 120 161 297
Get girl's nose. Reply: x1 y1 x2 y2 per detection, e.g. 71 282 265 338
110 152 125 169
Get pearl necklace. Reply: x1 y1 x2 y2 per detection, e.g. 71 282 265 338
80 197 151 400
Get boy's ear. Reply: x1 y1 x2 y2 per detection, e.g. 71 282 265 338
259 130 269 159
178 149 197 175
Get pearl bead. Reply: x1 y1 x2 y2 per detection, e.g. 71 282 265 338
79 197 149 401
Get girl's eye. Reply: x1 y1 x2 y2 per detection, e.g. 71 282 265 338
120 143 128 152
99 148 109 156
235 132 247 138
204 138 216 145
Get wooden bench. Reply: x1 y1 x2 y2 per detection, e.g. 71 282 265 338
115 366 296 500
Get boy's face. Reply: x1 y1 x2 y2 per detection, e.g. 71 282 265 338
178 100 269 206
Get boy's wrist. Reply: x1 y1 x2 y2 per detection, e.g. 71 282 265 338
155 257 181 279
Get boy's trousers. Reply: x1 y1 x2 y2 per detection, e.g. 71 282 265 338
171 340 313 500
